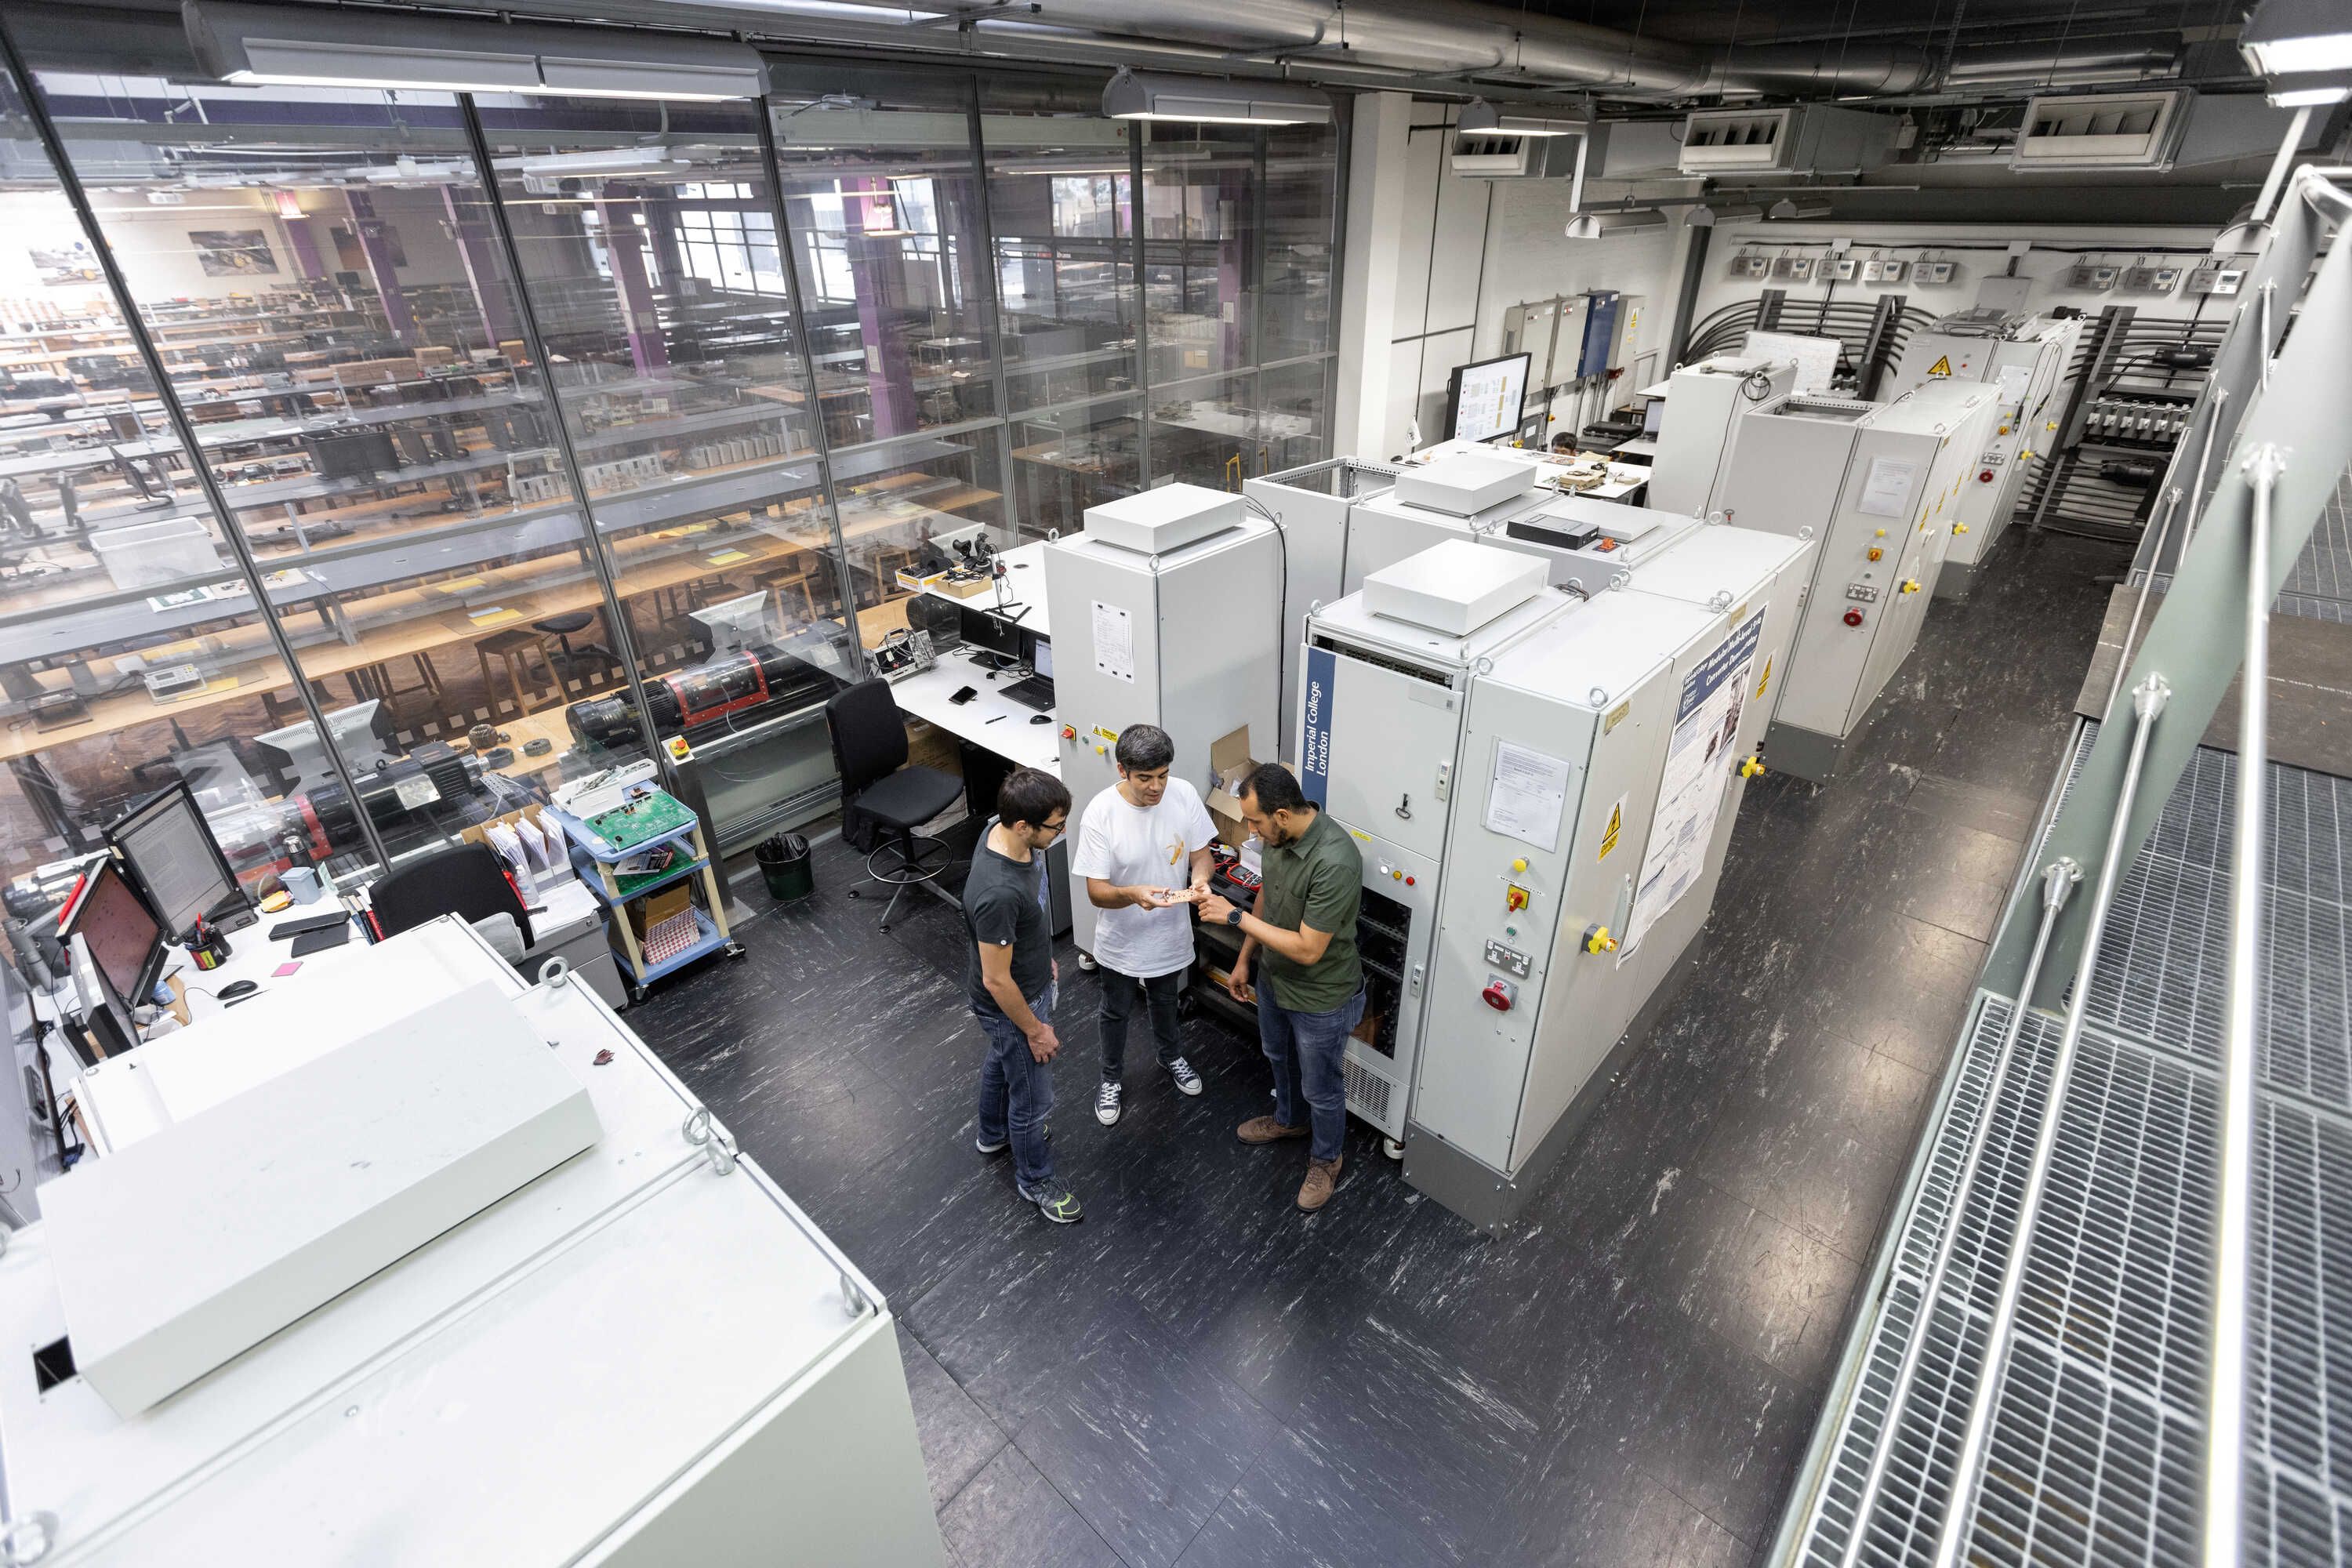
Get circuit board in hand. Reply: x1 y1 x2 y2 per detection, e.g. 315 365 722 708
586 789 699 852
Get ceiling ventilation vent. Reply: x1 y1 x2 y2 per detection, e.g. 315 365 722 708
1448 129 1603 180
2010 89 2194 170
1676 106 1896 175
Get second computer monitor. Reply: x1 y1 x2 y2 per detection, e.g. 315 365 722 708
1026 633 1054 681
960 604 1022 662
109 780 245 939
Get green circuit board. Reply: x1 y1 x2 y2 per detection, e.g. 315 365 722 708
587 789 699 853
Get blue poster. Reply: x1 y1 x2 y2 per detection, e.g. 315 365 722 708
1301 645 1336 808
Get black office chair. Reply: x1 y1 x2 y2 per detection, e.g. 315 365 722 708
825 679 962 931
533 610 617 687
365 842 535 949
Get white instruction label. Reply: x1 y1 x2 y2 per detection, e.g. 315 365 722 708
1091 600 1134 684
1622 604 1766 956
1483 740 1573 854
1857 457 1920 519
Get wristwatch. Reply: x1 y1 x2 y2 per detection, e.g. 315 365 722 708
1225 906 1245 929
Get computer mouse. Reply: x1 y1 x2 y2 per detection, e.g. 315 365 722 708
218 980 259 1000
1030 713 1051 724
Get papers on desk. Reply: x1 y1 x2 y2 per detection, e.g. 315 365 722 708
468 606 523 628
146 569 310 612
705 548 750 566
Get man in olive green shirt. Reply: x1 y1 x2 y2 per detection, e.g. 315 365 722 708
1199 762 1364 1212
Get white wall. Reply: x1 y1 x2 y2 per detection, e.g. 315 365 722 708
1370 103 1681 459
1682 220 2231 346
1342 100 2238 461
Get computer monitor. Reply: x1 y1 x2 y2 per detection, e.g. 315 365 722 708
60 860 165 1022
1641 397 1665 437
960 604 1022 663
1444 352 1532 445
258 699 390 793
1029 634 1054 681
108 781 247 940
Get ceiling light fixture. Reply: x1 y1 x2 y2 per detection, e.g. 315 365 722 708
2241 0 2352 74
2263 67 2352 105
1458 98 1595 139
1769 198 1832 220
185 2 761 101
1101 67 1333 127
1686 202 1764 227
1565 209 1665 238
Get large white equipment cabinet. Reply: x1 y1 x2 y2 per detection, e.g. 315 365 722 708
0 920 943 1567
1300 528 1809 1230
1885 307 2085 596
1046 485 1282 955
1243 458 1397 757
1646 355 1798 518
1713 381 2000 781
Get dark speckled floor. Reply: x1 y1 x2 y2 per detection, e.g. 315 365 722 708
628 528 2129 1568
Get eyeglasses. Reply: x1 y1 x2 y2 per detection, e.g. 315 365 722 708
1040 818 1068 836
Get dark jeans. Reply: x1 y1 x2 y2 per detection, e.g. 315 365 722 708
1257 985 1365 1163
976 984 1057 1192
1099 966 1185 1083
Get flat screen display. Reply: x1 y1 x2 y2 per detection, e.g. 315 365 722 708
1446 353 1532 444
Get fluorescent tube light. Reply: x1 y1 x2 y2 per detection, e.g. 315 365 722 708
1769 198 1832 220
1101 68 1333 127
1565 209 1664 238
2263 67 2352 104
1458 98 1593 138
2240 0 2352 74
1686 202 1763 227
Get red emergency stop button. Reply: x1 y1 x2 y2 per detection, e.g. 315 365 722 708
1979 469 1995 483
1482 978 1517 1011
1844 608 1865 627
1060 724 1076 739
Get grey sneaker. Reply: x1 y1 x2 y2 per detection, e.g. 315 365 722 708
1094 1080 1123 1126
976 1122 1050 1155
1021 1179 1084 1225
1168 1057 1203 1096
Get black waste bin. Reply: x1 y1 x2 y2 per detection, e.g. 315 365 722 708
756 833 815 903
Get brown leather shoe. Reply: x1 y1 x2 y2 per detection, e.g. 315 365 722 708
1237 1115 1310 1145
1298 1156 1342 1212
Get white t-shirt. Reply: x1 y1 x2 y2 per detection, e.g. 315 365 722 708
1073 777 1217 979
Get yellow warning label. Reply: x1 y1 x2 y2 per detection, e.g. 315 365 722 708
1927 354 1952 377
1755 655 1773 699
1599 799 1624 860
1091 726 1119 742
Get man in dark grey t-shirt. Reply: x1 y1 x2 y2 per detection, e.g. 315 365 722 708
966 767 1082 1223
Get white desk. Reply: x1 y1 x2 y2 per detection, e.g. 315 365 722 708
891 650 1062 775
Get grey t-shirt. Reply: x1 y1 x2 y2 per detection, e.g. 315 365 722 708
964 834 1052 1014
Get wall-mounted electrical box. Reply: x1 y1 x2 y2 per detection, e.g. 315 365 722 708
1727 253 1770 280
2187 261 2246 296
1918 260 1958 285
2066 263 2121 290
1676 105 1899 176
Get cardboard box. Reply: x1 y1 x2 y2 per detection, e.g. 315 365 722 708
1203 726 1294 850
626 883 694 941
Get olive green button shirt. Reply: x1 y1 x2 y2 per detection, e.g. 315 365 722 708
1255 808 1363 1013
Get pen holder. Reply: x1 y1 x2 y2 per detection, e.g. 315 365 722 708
187 927 232 971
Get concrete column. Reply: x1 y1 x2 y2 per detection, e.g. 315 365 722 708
441 187 520 347
845 176 919 439
597 191 669 376
343 193 416 344
1331 93 1414 461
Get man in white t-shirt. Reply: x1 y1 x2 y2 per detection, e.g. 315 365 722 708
1073 724 1214 1126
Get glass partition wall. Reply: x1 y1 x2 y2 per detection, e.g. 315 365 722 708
0 34 1341 875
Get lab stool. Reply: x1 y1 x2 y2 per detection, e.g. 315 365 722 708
474 627 548 717
533 611 618 689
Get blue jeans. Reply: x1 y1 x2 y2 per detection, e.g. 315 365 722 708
976 984 1057 1192
1257 985 1364 1163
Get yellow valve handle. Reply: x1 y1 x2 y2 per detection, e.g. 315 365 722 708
1900 579 1922 594
1583 924 1617 955
1739 756 1766 779
1952 522 1969 534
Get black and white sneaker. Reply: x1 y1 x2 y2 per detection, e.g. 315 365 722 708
1168 1057 1203 1097
1019 1179 1084 1224
1094 1081 1123 1126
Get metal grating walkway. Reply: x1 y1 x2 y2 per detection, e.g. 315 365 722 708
1783 742 2352 1568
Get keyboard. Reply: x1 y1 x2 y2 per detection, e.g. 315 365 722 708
1000 676 1054 711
